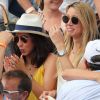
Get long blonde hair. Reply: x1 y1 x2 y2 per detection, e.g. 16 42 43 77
64 2 99 67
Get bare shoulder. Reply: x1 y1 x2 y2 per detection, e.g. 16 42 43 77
45 53 57 63
44 53 57 69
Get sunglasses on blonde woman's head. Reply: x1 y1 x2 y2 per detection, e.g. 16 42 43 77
62 15 79 25
14 35 30 43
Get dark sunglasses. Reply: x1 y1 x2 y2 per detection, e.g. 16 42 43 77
62 16 79 25
14 35 30 43
3 90 21 95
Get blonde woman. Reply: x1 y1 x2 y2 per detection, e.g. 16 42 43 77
39 2 100 99
52 2 99 69
51 2 99 91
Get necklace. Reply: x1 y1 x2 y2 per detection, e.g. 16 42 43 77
26 65 38 77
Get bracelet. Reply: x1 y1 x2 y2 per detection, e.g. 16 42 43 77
25 7 35 13
0 42 6 48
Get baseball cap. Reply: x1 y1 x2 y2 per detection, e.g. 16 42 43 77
84 40 100 65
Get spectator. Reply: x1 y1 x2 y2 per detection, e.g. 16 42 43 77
0 1 20 59
57 40 100 100
0 31 13 79
42 0 63 31
0 0 9 31
49 1 99 78
40 2 100 99
0 0 19 31
1 70 32 100
3 13 57 100
17 0 63 32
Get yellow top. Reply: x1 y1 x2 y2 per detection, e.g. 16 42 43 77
28 65 44 100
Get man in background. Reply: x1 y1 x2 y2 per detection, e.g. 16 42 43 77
1 70 32 100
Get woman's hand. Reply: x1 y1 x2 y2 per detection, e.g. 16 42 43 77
49 26 65 51
4 54 26 72
39 90 56 100
4 56 15 72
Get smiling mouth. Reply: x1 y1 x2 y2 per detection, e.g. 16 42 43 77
67 28 74 32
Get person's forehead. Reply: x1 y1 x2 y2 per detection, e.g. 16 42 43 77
66 7 79 17
2 78 20 90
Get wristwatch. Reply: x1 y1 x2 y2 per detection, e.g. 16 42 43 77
57 49 66 57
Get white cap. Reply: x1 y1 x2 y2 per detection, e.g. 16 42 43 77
84 40 100 64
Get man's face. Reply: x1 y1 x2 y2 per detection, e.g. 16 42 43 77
1 77 24 100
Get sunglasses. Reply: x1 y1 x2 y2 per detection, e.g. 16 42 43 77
14 35 30 43
3 90 21 94
3 90 24 99
62 16 79 25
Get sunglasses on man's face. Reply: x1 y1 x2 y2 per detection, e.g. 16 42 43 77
14 35 30 43
3 90 24 99
3 90 20 94
62 16 79 25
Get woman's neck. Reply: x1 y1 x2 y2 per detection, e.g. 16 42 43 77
72 38 82 52
25 55 32 65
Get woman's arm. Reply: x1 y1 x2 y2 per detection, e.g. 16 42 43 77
17 0 33 10
0 31 13 78
17 0 36 13
0 47 6 78
31 54 57 98
62 57 100 82
44 54 57 91
49 26 74 70
30 54 57 98
62 68 100 82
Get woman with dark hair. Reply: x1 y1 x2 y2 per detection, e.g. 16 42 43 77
3 13 57 100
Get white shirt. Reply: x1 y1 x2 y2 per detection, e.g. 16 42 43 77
57 79 100 100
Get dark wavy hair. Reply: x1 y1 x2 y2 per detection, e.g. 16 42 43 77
22 33 56 68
